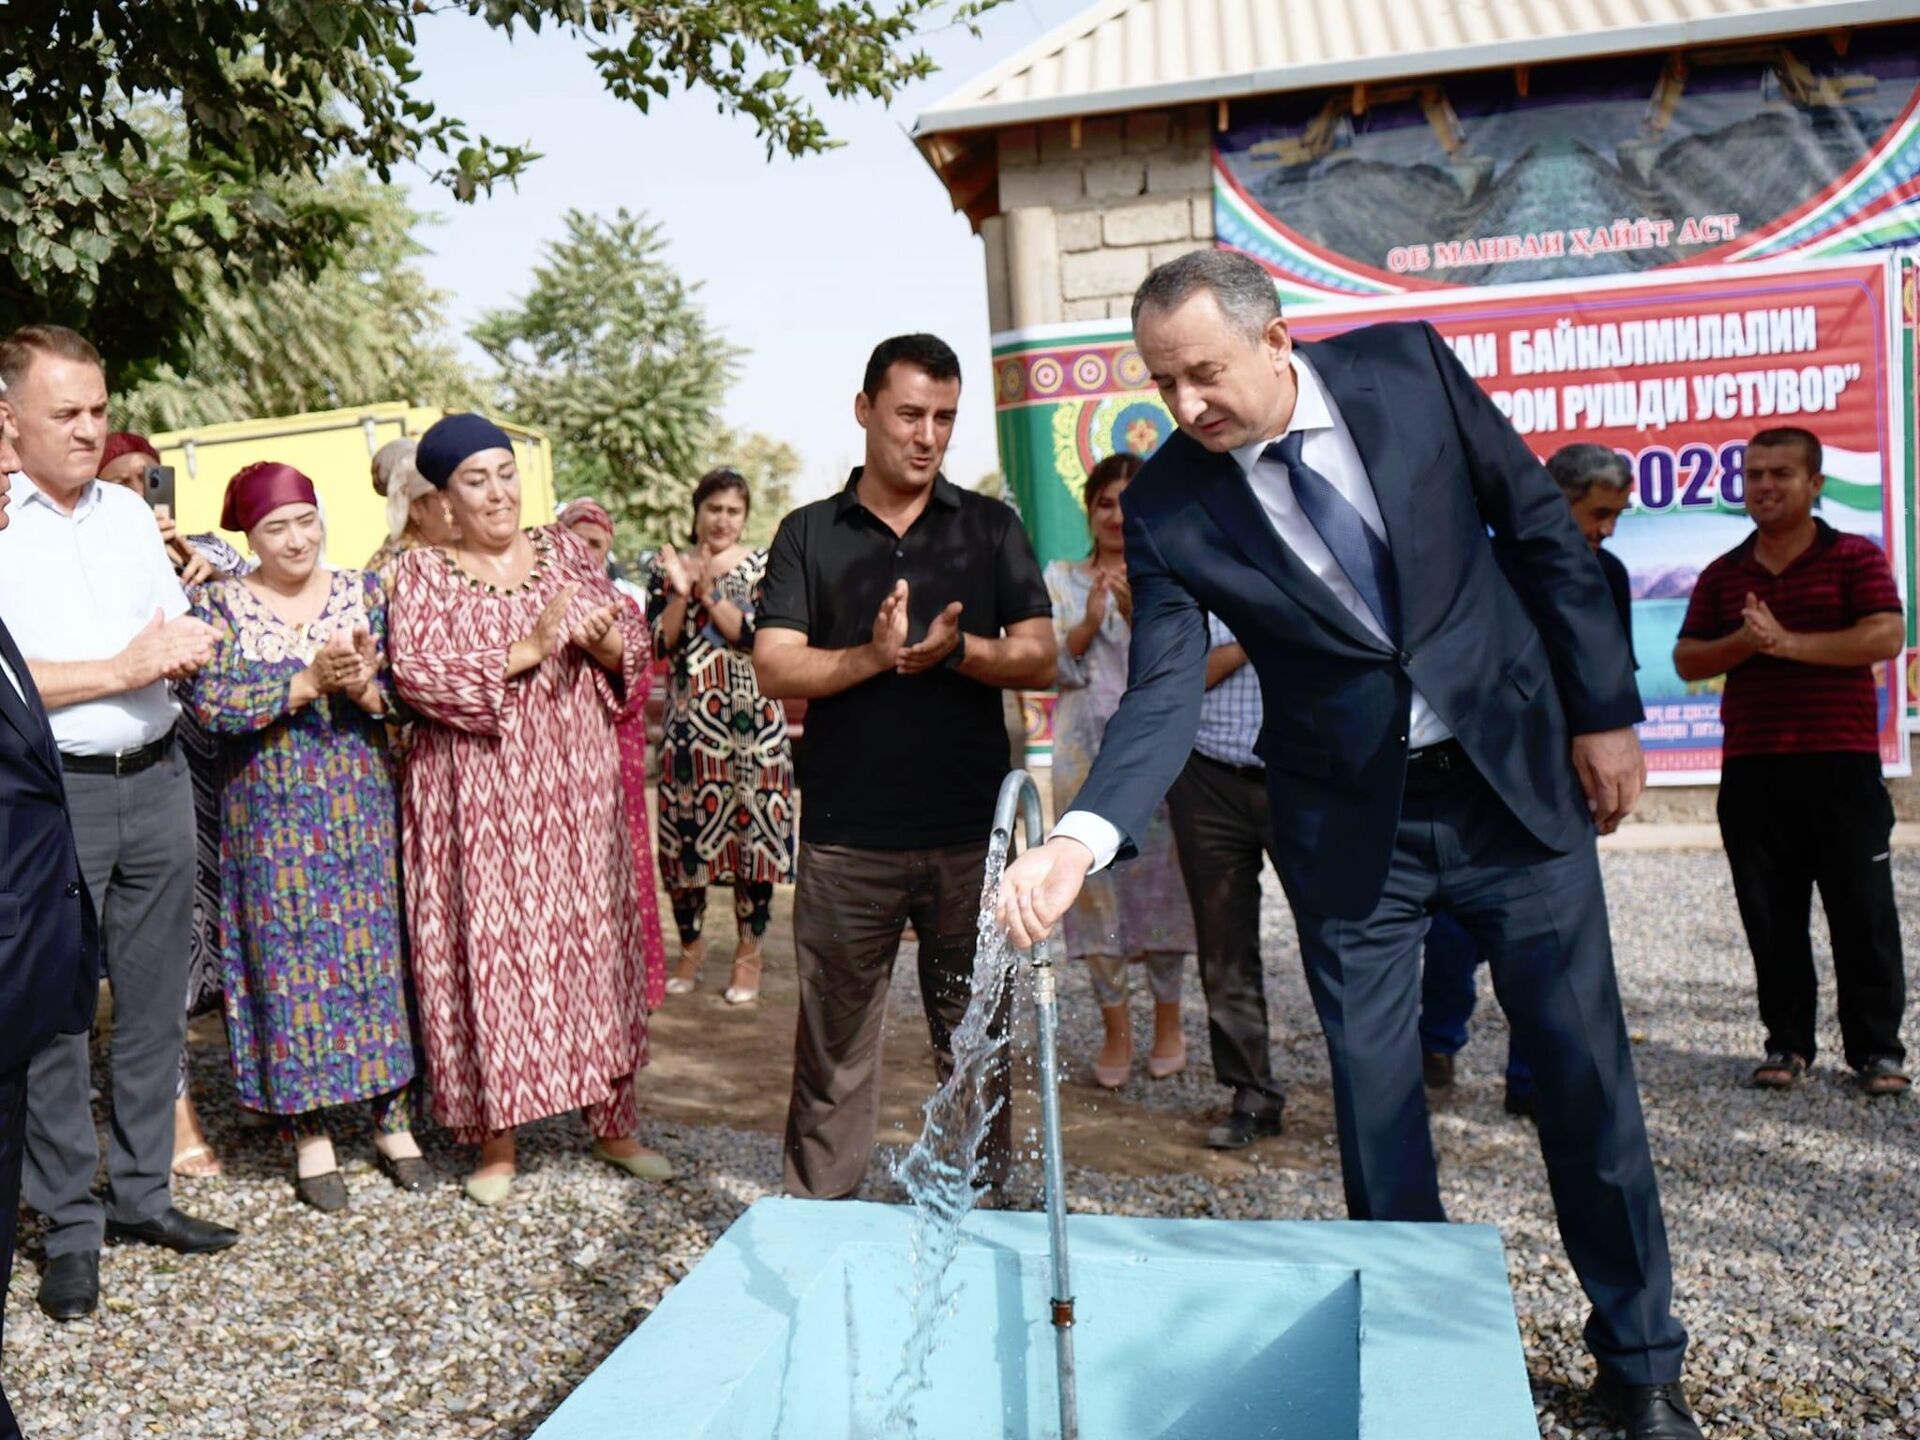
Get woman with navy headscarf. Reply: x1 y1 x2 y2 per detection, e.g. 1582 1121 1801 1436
387 414 669 1205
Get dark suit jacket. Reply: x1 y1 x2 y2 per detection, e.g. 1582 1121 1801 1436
0 616 97 1075
1074 321 1642 920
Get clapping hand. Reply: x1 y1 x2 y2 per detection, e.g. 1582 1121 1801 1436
1085 572 1111 625
570 600 625 670
896 600 964 675
868 579 910 670
658 544 702 600
121 607 219 686
529 583 579 662
308 630 371 695
1105 569 1133 623
1740 591 1793 658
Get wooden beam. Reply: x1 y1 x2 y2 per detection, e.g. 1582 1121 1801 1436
1216 98 1229 131
1068 115 1083 150
1830 28 1852 56
1514 64 1530 98
1351 83 1367 117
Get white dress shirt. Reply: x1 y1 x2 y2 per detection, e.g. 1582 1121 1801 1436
0 648 24 706
0 474 188 755
1056 353 1450 870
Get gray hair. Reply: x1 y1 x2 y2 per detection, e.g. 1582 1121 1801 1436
1130 250 1283 342
371 436 418 498
1545 443 1632 501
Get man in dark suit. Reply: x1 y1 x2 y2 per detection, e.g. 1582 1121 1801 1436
999 252 1698 1439
0 435 100 1440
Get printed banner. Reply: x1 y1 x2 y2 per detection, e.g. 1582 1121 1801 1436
991 258 1909 781
1214 28 1920 307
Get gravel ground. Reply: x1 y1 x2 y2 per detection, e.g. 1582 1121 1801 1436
8 850 1918 1439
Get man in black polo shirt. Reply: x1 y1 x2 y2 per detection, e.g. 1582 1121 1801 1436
756 334 1056 1200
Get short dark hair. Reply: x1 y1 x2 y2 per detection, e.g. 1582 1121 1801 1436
0 324 104 394
1083 451 1142 513
689 466 749 544
1749 426 1823 477
1545 443 1632 501
1131 250 1282 341
862 333 962 400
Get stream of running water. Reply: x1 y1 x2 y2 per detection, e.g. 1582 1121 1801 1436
879 832 1022 1436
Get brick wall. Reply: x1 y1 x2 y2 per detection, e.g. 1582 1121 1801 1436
985 106 1213 329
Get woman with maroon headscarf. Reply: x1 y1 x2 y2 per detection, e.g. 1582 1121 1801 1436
183 462 420 1211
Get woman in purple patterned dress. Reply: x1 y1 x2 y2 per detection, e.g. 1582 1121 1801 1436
184 462 423 1212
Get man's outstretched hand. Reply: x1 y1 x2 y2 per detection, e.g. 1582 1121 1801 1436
996 837 1096 949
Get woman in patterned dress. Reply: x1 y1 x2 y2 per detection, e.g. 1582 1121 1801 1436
558 497 668 1010
183 462 423 1212
388 414 669 1207
646 469 795 1004
1045 453 1195 1088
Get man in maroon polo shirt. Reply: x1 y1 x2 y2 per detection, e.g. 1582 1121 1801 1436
1674 425 1908 1096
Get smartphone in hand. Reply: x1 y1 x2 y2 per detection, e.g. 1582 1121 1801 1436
143 464 176 513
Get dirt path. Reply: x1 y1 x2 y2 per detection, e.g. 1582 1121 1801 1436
635 883 1334 1186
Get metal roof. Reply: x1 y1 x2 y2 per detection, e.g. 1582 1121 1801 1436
914 0 1920 137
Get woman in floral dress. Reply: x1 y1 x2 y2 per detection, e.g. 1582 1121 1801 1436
184 462 423 1212
389 414 669 1207
647 469 795 1004
1046 452 1195 1088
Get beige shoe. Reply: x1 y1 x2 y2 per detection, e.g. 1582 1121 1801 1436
1146 999 1187 1080
1092 1003 1133 1089
463 1170 514 1207
592 1140 676 1182
723 935 763 1005
665 936 706 997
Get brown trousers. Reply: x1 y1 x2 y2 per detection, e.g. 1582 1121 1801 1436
782 838 1013 1199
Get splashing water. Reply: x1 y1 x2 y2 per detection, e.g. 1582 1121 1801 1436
881 833 1023 1435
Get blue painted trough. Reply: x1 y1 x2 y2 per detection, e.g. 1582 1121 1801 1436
533 1197 1538 1439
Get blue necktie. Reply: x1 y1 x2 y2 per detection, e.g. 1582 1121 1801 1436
1265 431 1400 644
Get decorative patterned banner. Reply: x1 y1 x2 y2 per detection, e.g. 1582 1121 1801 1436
1215 29 1920 303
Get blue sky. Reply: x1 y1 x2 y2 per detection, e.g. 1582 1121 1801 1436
405 0 1088 504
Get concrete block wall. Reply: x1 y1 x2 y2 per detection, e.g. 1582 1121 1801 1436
985 106 1214 330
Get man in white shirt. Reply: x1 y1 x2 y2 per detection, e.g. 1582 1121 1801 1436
0 326 237 1327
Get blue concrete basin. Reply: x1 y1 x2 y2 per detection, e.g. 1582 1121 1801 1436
535 1198 1537 1439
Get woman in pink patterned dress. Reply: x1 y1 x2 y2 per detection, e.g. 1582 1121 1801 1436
557 497 667 1011
388 415 671 1206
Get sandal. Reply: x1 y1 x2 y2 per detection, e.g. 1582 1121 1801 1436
1751 1051 1808 1089
724 937 763 1005
1859 1056 1911 1097
665 936 706 997
170 1143 224 1179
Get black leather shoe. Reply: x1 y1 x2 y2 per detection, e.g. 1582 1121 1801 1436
37 1250 99 1321
1422 1051 1455 1089
1591 1377 1705 1439
1503 1084 1536 1120
1206 1107 1284 1150
105 1206 239 1254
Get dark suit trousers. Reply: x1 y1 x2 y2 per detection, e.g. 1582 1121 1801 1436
1289 757 1687 1386
783 839 1012 1200
1 1064 29 1440
25 746 195 1255
1165 752 1285 1117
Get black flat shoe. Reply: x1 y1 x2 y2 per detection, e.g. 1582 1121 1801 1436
1206 1107 1284 1150
295 1170 350 1213
375 1149 432 1192
1591 1376 1705 1440
36 1250 99 1321
1503 1085 1536 1120
1422 1051 1455 1089
105 1205 240 1254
